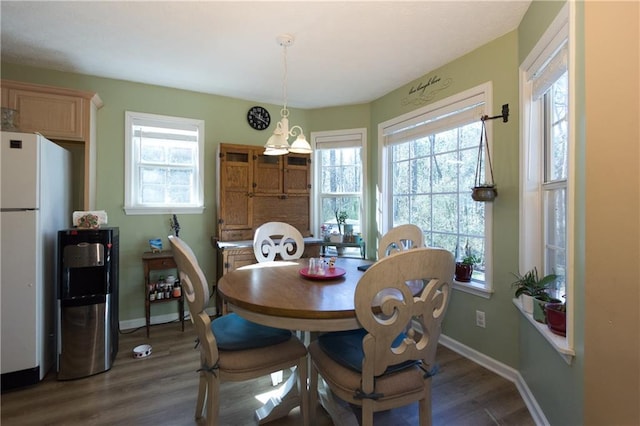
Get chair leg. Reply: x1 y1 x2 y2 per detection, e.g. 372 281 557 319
205 370 220 426
419 385 432 426
195 371 207 419
297 355 309 426
196 351 207 419
361 399 374 426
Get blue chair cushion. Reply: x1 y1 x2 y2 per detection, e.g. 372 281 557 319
211 313 292 351
318 328 418 374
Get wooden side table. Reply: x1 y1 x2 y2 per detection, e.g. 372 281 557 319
320 241 366 258
142 251 184 337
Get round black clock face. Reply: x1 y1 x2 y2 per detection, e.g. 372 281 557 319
247 106 271 130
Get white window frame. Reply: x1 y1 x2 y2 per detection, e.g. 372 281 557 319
311 128 367 242
124 111 205 215
378 82 493 297
519 3 575 363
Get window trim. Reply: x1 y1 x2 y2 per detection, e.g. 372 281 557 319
124 111 205 215
378 82 494 296
310 128 367 240
519 2 574 362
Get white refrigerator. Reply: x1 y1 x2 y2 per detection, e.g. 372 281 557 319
1 131 72 391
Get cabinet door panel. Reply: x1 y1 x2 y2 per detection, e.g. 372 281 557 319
253 153 282 194
218 147 253 234
221 192 250 227
9 89 85 141
284 155 310 194
253 195 310 237
222 248 257 275
222 151 252 190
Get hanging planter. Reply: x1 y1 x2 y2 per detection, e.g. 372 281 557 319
472 116 498 202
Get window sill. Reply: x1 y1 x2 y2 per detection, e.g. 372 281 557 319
512 298 575 364
124 206 205 215
453 280 493 299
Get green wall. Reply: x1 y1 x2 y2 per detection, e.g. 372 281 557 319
370 31 522 367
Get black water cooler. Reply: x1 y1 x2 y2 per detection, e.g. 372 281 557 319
57 227 119 380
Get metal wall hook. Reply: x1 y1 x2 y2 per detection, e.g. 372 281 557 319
481 103 509 123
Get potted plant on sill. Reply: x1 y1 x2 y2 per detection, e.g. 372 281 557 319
545 301 567 336
330 209 348 245
532 292 562 324
511 267 558 314
455 253 481 283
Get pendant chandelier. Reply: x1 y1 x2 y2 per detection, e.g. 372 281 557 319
264 34 311 156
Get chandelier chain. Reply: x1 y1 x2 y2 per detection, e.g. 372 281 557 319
281 42 289 117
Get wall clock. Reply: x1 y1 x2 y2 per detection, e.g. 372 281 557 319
247 106 271 130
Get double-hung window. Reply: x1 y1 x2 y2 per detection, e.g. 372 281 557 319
380 83 493 295
542 72 568 300
312 129 366 256
124 111 205 215
520 3 573 360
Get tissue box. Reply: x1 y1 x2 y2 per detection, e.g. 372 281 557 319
73 210 108 228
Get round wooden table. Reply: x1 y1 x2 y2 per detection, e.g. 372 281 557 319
218 257 375 424
218 256 425 425
218 257 373 332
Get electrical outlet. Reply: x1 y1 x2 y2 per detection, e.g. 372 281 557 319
476 310 486 328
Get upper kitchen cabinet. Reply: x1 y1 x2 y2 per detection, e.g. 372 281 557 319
1 79 103 210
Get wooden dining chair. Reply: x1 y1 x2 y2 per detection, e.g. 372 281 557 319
253 221 305 262
378 223 424 259
168 235 309 426
252 221 306 385
308 247 454 426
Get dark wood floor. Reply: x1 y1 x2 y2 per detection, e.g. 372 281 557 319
1 321 534 426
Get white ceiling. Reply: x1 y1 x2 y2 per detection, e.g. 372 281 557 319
1 1 531 109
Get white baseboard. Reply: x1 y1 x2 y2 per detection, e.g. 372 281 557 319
119 307 215 332
439 334 550 426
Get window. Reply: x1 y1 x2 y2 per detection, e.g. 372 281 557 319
543 72 568 299
520 3 573 360
124 111 204 215
312 129 366 256
380 83 493 295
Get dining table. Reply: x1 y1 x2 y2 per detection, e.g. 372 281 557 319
218 256 375 333
217 256 425 425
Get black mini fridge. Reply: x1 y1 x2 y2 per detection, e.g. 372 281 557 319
57 227 119 380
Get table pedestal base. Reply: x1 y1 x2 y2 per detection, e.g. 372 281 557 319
317 378 358 426
255 369 302 424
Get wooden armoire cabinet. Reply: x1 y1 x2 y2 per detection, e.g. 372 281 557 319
217 143 312 241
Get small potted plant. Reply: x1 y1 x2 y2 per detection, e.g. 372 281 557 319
334 209 348 235
532 292 562 323
545 301 567 336
330 209 348 243
511 267 558 314
455 253 481 282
